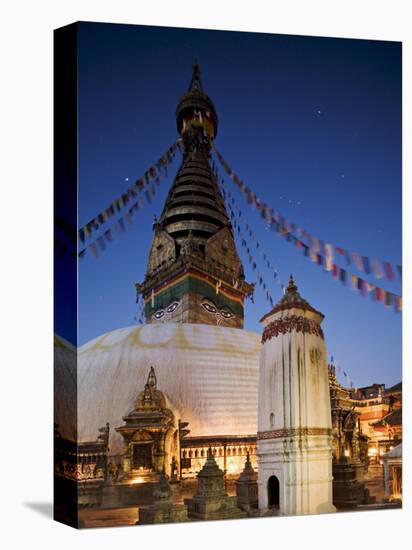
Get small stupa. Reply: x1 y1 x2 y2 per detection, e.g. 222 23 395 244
332 457 371 509
236 452 258 511
184 448 247 520
137 469 188 524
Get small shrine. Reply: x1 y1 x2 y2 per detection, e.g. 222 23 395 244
332 457 371 509
138 470 188 524
184 448 247 520
235 452 258 511
116 367 178 481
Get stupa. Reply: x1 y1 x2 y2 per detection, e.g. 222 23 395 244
55 65 260 480
138 470 188 524
235 452 258 511
184 448 247 520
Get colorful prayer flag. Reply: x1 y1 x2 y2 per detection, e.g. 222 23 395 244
383 262 394 281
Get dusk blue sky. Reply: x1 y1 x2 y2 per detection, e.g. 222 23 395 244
74 22 401 388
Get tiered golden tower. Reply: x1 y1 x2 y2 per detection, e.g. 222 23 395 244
137 65 253 328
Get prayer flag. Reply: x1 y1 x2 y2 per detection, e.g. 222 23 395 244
362 256 371 274
384 291 393 307
372 259 384 279
350 273 358 290
383 262 394 281
352 253 363 271
366 282 375 294
325 243 334 271
375 287 384 302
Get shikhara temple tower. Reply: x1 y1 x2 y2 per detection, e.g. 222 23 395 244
136 64 253 328
257 275 335 515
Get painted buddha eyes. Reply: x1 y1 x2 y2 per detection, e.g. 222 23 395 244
201 299 233 319
166 300 179 313
152 299 180 321
202 301 217 314
220 308 233 319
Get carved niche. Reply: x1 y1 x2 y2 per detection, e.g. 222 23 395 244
146 230 176 276
205 226 243 279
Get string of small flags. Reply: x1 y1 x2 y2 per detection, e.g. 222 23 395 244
212 145 402 313
79 185 157 259
54 235 76 260
55 215 77 245
54 215 77 259
218 176 287 302
217 175 284 307
78 140 181 243
211 144 402 285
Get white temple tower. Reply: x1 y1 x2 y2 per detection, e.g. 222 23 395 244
257 275 335 515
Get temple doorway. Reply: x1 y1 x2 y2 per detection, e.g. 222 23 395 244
132 442 153 470
268 475 280 509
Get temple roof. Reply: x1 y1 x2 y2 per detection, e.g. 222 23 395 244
385 381 402 395
260 275 324 323
371 407 402 428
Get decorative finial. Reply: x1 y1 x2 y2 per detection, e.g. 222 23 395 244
188 62 203 92
147 366 157 389
286 274 298 293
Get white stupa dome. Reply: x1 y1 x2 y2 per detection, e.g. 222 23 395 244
55 323 261 454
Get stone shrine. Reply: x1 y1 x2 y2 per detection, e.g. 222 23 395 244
332 457 371 509
138 470 188 524
235 452 258 511
185 448 247 520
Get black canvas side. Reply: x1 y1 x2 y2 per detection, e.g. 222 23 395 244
53 22 79 529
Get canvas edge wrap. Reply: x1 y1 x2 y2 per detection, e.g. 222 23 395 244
54 22 79 529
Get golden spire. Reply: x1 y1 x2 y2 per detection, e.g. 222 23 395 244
286 274 298 294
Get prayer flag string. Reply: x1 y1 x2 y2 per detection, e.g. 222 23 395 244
79 140 181 243
217 170 286 307
211 143 402 286
212 145 401 313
